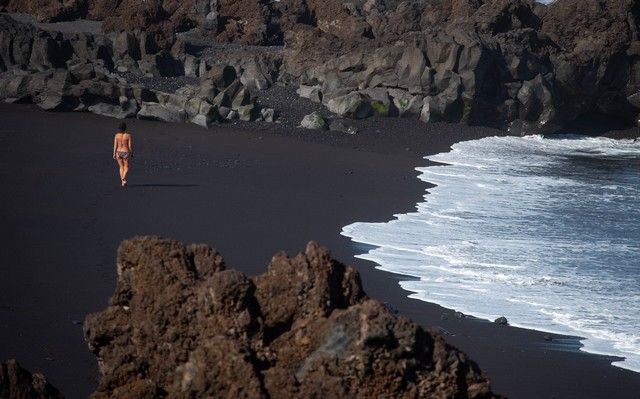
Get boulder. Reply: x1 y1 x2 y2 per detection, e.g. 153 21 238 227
388 89 423 117
218 106 232 119
396 45 427 92
237 104 257 121
88 100 139 119
184 55 199 78
329 120 358 134
260 108 275 122
1 74 32 103
628 91 640 109
297 85 323 103
137 102 187 123
67 61 96 82
112 31 140 61
139 51 183 77
226 109 239 120
420 76 464 123
240 61 271 90
212 80 242 108
83 237 498 398
231 87 251 109
29 34 58 71
516 74 559 131
202 65 238 89
190 101 220 128
37 94 79 111
300 112 328 130
0 359 63 399
326 92 373 119
494 316 509 325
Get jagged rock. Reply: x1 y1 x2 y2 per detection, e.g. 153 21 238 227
192 100 220 127
202 65 237 89
225 109 238 120
516 74 559 132
29 34 59 71
139 51 183 77
0 359 64 399
88 99 139 120
137 102 187 123
184 55 199 78
260 107 275 122
231 87 251 109
112 31 140 61
300 112 328 130
396 45 427 92
329 120 358 134
237 104 257 121
37 94 79 111
297 85 323 103
494 317 509 325
218 105 231 119
67 61 96 82
0 74 31 103
326 92 373 119
4 0 640 131
0 15 35 71
240 60 272 90
389 90 423 118
84 237 498 398
420 76 465 123
212 80 241 108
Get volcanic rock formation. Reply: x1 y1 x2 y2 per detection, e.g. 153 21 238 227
0 14 276 126
3 0 639 133
83 236 498 398
0 359 64 399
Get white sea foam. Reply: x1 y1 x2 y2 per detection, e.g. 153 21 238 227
342 135 640 372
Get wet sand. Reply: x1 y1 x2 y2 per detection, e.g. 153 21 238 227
0 103 639 398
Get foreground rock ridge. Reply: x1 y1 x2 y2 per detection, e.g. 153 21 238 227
2 0 640 133
0 359 64 399
83 236 498 398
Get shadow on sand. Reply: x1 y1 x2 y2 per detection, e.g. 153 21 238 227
126 184 199 188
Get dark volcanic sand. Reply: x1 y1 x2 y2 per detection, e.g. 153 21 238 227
1 103 639 398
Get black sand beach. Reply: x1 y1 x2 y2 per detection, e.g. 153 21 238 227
1 103 639 398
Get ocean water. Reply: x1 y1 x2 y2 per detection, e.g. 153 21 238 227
342 135 640 372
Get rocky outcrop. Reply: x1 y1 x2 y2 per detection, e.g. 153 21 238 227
300 111 328 130
4 0 640 133
276 0 640 133
0 15 276 128
0 359 64 399
84 236 498 398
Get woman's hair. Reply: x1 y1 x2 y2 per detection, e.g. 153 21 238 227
118 122 127 132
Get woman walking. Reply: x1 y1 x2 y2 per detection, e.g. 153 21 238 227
113 122 133 187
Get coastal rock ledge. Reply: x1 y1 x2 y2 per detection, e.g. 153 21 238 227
84 236 498 398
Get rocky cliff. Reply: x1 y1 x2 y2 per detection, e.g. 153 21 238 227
2 0 639 133
83 236 498 398
0 360 64 399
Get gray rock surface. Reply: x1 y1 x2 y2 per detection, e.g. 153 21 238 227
300 112 328 130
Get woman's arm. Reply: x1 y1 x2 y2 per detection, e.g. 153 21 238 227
128 134 133 157
113 135 118 159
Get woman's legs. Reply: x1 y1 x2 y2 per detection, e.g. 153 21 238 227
122 158 129 184
116 157 125 181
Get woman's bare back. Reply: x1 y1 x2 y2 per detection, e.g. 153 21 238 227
115 132 131 152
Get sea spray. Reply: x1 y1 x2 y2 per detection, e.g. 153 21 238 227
342 135 640 372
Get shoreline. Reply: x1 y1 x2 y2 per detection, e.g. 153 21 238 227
341 133 640 375
1 103 639 398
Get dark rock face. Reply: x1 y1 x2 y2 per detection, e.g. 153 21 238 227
0 15 275 127
4 0 639 132
0 359 64 399
84 236 498 398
